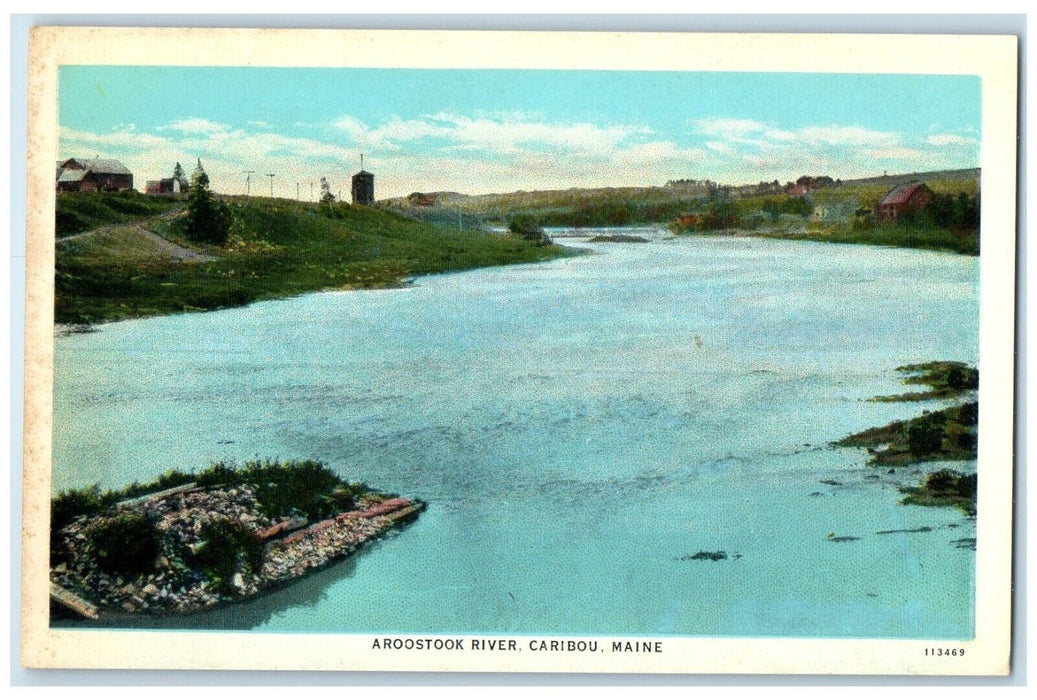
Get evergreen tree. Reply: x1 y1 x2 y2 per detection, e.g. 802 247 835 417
173 162 187 190
183 159 232 245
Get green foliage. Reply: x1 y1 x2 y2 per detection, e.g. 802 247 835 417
762 196 812 218
508 214 543 235
85 511 161 576
906 415 946 457
699 200 739 230
194 460 364 521
56 197 571 324
173 162 187 190
901 469 977 513
957 401 979 426
319 176 335 205
182 160 233 245
190 518 265 592
872 361 979 402
55 190 181 237
922 191 980 232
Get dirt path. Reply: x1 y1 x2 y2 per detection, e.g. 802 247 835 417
56 205 217 263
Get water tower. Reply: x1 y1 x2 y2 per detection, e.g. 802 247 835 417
351 154 375 205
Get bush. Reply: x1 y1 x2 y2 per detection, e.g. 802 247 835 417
907 416 944 456
183 161 233 245
85 511 160 576
195 460 353 521
191 519 264 592
508 214 543 235
957 401 979 426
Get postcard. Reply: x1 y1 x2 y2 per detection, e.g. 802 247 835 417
20 26 1018 674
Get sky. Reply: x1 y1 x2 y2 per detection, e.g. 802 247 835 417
58 67 981 200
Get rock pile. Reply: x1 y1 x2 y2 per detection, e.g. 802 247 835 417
50 483 422 618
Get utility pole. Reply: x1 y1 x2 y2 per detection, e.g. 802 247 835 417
310 181 314 201
297 182 300 200
242 170 255 196
266 173 276 198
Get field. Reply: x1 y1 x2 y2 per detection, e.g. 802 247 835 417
55 194 574 324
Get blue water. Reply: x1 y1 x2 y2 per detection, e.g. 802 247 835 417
52 232 978 638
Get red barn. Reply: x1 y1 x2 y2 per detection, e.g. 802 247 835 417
877 182 932 222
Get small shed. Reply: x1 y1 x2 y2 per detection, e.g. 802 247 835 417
878 182 932 222
145 178 183 195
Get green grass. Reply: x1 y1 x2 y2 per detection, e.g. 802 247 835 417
55 196 575 324
56 190 183 237
748 224 979 255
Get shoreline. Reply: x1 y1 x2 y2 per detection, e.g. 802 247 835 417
676 227 978 256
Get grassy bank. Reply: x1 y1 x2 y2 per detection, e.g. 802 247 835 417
56 190 183 238
748 225 979 256
55 195 574 324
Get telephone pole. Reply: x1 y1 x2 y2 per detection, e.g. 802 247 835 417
265 173 276 197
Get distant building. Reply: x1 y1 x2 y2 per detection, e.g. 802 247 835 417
677 212 701 228
56 158 133 192
408 192 436 206
878 182 932 222
145 178 184 195
352 168 375 206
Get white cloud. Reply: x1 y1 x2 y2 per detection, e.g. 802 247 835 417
865 147 926 160
695 118 769 138
332 112 652 159
158 117 230 134
796 125 899 147
927 133 977 147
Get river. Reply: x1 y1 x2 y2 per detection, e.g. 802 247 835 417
52 230 979 638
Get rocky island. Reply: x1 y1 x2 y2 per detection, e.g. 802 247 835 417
835 361 978 515
49 460 424 620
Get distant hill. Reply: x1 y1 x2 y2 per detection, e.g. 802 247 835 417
380 168 981 222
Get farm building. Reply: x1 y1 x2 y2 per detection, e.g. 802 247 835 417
878 182 933 222
811 203 856 224
145 178 184 195
352 169 375 205
677 212 702 228
56 158 134 192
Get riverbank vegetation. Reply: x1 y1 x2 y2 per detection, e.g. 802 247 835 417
55 193 573 324
870 361 978 402
672 178 980 255
396 168 980 255
835 361 978 514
